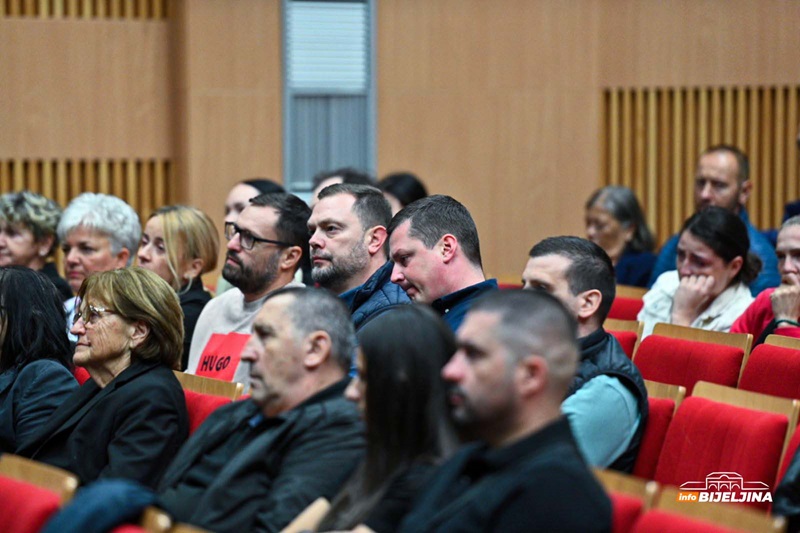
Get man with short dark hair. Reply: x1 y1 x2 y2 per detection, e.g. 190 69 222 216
187 192 310 384
388 195 497 331
649 144 779 295
522 236 647 472
399 290 611 532
308 183 409 330
159 288 363 532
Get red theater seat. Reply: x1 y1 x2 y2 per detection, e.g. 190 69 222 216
74 366 91 385
609 491 644 533
653 396 787 510
634 335 744 395
608 297 645 321
738 343 800 400
0 475 61 533
182 390 232 434
632 509 742 533
632 396 676 479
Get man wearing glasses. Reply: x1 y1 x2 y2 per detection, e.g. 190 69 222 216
186 192 310 386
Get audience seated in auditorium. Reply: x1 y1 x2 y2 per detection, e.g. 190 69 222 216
732 215 800 345
639 207 759 337
138 205 219 370
308 183 409 330
0 190 72 300
186 192 309 385
388 195 497 331
585 185 656 288
378 171 428 216
397 290 611 532
44 287 365 533
216 178 286 295
311 167 375 206
648 144 779 296
0 267 77 453
57 193 141 339
17 267 188 488
313 305 456 532
522 236 647 472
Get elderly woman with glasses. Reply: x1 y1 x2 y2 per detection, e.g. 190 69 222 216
16 267 189 489
0 191 73 300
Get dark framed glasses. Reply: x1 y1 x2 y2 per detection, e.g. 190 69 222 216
224 222 293 251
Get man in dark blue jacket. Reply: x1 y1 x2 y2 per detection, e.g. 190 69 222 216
308 183 409 330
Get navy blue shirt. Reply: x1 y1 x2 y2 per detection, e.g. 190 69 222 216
431 279 498 332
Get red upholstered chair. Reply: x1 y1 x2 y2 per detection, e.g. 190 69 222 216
609 491 644 533
0 475 62 533
653 395 789 510
74 366 91 385
738 343 800 400
633 397 677 479
609 297 645 321
632 509 751 533
777 425 800 488
606 319 644 359
633 335 744 395
182 389 233 434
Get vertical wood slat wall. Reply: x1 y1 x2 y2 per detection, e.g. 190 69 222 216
603 86 800 246
1 0 166 18
0 159 171 268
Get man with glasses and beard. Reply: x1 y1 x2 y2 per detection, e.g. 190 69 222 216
186 193 310 385
307 183 409 330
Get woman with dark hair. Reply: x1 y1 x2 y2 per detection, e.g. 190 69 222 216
638 206 760 337
378 172 428 215
585 185 656 287
310 305 456 532
0 267 77 452
17 267 189 488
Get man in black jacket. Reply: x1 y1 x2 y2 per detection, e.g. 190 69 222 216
154 287 364 532
522 236 648 472
399 290 610 532
308 183 409 330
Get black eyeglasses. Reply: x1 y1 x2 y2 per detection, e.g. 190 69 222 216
224 222 293 251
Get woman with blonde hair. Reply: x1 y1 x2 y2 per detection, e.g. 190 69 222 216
138 205 219 369
17 267 189 488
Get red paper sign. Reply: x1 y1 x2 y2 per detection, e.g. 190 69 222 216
195 332 250 381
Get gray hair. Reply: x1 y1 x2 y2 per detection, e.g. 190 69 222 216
57 193 141 265
782 215 800 230
267 286 357 372
0 191 62 253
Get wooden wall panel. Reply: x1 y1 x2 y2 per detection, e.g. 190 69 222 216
0 18 170 158
377 0 601 281
379 0 800 281
170 0 283 282
604 86 800 245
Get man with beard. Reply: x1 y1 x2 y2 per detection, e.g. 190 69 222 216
307 183 409 330
648 144 779 295
398 290 611 532
187 192 310 384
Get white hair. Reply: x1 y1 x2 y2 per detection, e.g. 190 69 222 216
57 193 141 265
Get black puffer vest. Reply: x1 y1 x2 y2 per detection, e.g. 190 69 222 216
567 327 649 473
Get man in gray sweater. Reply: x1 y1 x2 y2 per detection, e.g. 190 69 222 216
187 192 310 386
